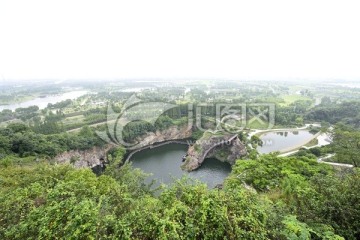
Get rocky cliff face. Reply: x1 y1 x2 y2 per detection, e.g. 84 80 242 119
128 124 192 150
54 145 114 168
54 124 192 168
207 138 247 164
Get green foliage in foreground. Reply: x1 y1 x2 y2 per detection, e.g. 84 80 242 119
228 155 360 240
0 163 277 239
228 154 333 192
0 154 358 239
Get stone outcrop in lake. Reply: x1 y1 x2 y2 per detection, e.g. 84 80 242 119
182 132 247 171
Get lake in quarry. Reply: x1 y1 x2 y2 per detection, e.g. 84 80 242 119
130 143 232 188
258 130 315 154
130 130 315 187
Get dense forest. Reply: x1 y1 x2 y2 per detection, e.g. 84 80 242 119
0 123 104 159
1 153 359 239
306 101 360 129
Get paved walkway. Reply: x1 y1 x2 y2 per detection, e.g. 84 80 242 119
248 123 320 138
317 154 354 168
278 132 332 157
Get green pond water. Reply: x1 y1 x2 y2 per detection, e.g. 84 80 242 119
130 143 231 188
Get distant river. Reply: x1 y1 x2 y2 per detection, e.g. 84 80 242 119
258 130 315 154
0 90 87 111
130 143 231 188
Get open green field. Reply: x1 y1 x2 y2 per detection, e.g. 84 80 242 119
61 115 85 125
280 94 312 106
245 120 286 130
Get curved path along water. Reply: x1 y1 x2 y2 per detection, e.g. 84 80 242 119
249 123 332 155
248 123 320 138
258 130 318 154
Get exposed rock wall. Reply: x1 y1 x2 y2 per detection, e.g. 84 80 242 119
128 124 192 150
207 138 247 164
54 145 114 168
54 124 192 168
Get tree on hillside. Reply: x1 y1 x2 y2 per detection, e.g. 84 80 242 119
332 125 360 167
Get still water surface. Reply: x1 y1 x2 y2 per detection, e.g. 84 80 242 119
258 130 315 154
131 144 231 188
0 90 87 111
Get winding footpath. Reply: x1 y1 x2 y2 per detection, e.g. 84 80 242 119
277 131 332 157
248 123 321 138
248 123 332 156
317 154 354 168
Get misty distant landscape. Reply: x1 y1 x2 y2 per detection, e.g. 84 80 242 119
1 0 360 239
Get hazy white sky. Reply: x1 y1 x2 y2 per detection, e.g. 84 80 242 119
0 0 359 81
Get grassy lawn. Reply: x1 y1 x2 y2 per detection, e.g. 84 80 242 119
246 120 279 130
0 94 38 105
304 138 319 147
62 115 85 125
280 95 312 106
